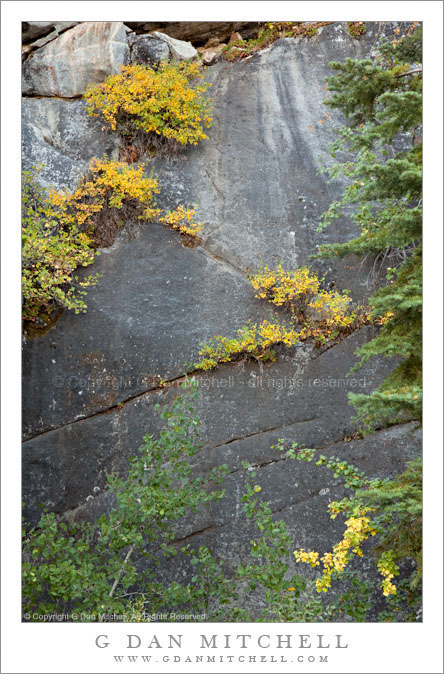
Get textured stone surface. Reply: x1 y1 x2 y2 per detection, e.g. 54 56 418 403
22 22 129 97
21 98 119 191
22 23 81 57
201 45 226 66
23 325 396 523
22 21 79 44
129 34 169 65
22 223 276 439
124 22 260 45
152 32 198 61
152 22 404 301
22 21 421 585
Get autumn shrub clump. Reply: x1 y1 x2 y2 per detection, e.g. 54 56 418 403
22 167 98 323
56 156 162 247
222 22 332 62
194 320 298 371
50 156 203 248
84 62 213 154
249 264 368 345
22 159 204 324
194 266 368 372
346 22 366 39
159 205 203 238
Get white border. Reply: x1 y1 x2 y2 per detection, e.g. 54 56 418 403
2 2 443 673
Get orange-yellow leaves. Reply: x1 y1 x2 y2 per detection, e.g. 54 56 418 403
159 205 203 237
84 62 212 147
194 320 299 371
50 157 162 234
295 509 378 593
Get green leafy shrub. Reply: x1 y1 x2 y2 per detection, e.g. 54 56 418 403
23 387 399 622
22 167 98 323
22 384 228 618
84 62 213 153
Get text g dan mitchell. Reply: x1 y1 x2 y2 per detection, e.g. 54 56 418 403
95 633 349 650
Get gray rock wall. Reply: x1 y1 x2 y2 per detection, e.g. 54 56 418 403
22 98 119 190
22 22 129 97
22 22 420 586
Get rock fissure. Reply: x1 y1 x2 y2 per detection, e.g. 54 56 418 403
211 417 318 457
23 371 193 442
172 524 216 545
22 92 84 101
198 244 247 277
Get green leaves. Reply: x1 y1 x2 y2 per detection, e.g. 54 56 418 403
22 167 98 323
316 26 422 431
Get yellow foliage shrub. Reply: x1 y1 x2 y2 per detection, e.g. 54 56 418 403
50 156 162 247
194 320 299 371
294 510 399 597
159 205 203 238
49 156 203 247
295 509 379 594
84 62 213 150
249 264 367 345
249 264 321 307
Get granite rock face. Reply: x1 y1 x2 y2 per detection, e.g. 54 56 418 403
22 223 276 439
152 22 400 300
151 31 198 61
22 22 129 97
129 34 170 65
23 324 406 523
124 22 260 45
21 98 119 191
22 22 420 590
22 21 80 44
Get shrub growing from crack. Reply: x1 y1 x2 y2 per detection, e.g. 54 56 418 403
159 204 203 238
84 62 213 156
249 264 370 345
193 265 370 372
346 22 366 39
194 320 299 371
22 166 98 324
22 159 203 325
69 156 202 246
222 21 328 62
59 155 162 247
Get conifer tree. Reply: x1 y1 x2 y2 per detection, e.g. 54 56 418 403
317 25 422 429
314 26 423 600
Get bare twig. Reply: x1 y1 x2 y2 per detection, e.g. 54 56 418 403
395 68 422 78
109 543 136 599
